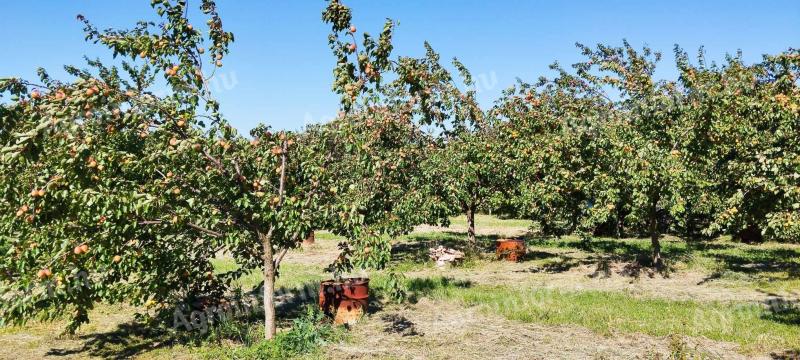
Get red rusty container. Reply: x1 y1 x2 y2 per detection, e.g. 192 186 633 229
302 231 315 246
318 277 369 325
496 238 526 262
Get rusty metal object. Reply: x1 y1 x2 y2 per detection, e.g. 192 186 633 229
303 231 315 246
496 238 526 262
318 277 369 325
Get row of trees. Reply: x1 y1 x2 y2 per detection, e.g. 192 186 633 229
0 0 797 341
488 44 800 266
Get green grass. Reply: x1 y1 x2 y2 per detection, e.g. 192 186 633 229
409 276 800 354
447 214 533 229
211 258 326 291
519 235 800 294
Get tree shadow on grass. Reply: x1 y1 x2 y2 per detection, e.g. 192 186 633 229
45 280 327 359
715 248 800 278
392 231 500 265
45 322 179 359
698 246 800 285
771 350 800 360
403 276 472 303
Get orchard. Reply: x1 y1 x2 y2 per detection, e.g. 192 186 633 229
1 0 798 358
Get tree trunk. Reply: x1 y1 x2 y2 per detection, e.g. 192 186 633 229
261 231 277 340
648 199 662 268
466 204 477 251
261 139 288 340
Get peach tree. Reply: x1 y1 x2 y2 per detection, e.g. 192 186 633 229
322 1 487 251
0 0 371 340
677 48 800 242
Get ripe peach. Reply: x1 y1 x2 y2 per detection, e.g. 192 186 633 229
112 255 122 263
86 88 96 96
37 268 52 280
347 43 356 53
169 138 179 146
192 143 202 151
30 90 41 100
15 205 28 217
349 25 356 33
176 120 186 127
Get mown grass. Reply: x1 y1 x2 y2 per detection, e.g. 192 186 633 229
211 258 325 291
525 235 800 294
446 214 533 229
408 276 800 354
4 215 799 358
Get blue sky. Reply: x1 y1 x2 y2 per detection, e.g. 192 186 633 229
2 1 798 132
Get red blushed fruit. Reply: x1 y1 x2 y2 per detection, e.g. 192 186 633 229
112 255 122 263
37 268 52 280
73 245 83 255
30 90 41 99
349 25 356 33
347 43 357 53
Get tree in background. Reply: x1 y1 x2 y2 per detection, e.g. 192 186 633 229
323 3 508 253
677 48 800 243
493 64 614 239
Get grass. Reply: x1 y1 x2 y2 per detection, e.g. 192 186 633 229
408 276 800 355
3 214 800 358
517 235 800 294
211 258 325 291
446 214 533 229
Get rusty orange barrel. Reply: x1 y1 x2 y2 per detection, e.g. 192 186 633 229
318 278 369 325
303 231 315 246
496 238 526 262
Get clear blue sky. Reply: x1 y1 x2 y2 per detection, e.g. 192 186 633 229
2 1 798 132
